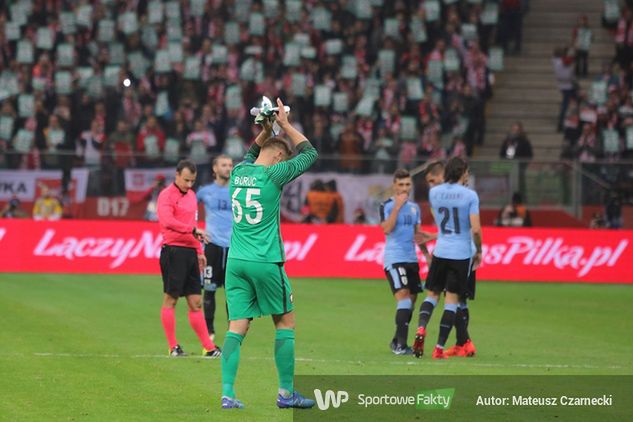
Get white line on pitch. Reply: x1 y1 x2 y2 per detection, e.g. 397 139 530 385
27 352 626 370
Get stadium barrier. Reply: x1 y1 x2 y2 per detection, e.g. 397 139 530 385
0 220 631 283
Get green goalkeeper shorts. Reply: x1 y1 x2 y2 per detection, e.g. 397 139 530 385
225 258 294 320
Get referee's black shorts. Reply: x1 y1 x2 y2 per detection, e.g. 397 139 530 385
425 256 471 297
160 245 201 297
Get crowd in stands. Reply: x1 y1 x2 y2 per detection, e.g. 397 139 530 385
548 3 632 204
0 0 519 195
557 5 633 165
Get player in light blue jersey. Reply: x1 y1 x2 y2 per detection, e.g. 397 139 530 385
197 155 234 346
414 160 477 358
412 157 482 359
380 169 431 355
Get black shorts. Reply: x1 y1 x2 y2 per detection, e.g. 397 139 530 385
160 245 201 298
203 243 229 291
384 262 423 294
465 265 476 300
425 256 471 297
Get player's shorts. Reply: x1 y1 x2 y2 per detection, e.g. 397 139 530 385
225 258 294 320
159 245 201 298
384 262 423 294
425 256 471 297
465 262 476 300
202 243 229 291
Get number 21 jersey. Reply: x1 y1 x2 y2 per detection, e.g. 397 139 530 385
429 183 479 260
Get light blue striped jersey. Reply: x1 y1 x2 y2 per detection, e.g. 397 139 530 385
197 182 232 248
380 198 421 267
429 183 479 260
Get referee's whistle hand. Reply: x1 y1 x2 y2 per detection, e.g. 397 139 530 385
193 228 210 244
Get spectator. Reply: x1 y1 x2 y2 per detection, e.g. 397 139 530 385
42 114 66 169
496 192 532 227
105 120 136 195
464 42 491 99
144 175 167 222
120 88 143 129
353 207 367 224
562 97 581 143
11 117 39 170
589 212 608 229
222 128 247 162
448 136 468 159
186 119 218 160
0 0 504 183
77 119 105 168
0 101 17 168
77 119 106 195
165 110 189 164
325 180 345 224
419 131 447 161
1 198 28 218
338 121 365 173
553 47 577 132
302 179 334 224
614 7 633 70
605 191 623 228
572 15 593 77
186 119 217 184
499 0 524 54
136 116 166 167
32 186 63 221
310 114 336 172
499 122 533 160
500 121 532 196
573 123 600 162
370 127 397 174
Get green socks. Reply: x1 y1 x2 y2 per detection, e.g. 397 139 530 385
222 329 295 398
275 329 295 393
221 331 244 398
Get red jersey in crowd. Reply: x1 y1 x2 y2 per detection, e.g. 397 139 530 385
156 183 202 254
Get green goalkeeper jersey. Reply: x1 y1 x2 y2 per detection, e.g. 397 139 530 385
228 140 318 263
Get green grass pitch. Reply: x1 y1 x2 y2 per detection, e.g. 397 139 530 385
0 274 631 421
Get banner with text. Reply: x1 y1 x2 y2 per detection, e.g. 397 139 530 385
0 220 630 283
0 169 89 203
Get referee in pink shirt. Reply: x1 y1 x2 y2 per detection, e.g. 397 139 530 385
157 159 221 357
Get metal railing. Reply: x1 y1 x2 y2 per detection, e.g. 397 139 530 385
1 151 630 211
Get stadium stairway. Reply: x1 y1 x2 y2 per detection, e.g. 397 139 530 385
478 0 614 159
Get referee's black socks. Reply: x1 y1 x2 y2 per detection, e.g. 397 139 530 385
395 298 413 347
437 303 458 348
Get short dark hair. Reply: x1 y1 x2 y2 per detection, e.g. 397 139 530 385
212 154 232 166
261 136 292 157
423 160 445 177
176 159 197 174
393 168 410 181
444 157 468 184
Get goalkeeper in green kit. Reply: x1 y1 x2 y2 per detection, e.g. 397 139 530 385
221 98 318 410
